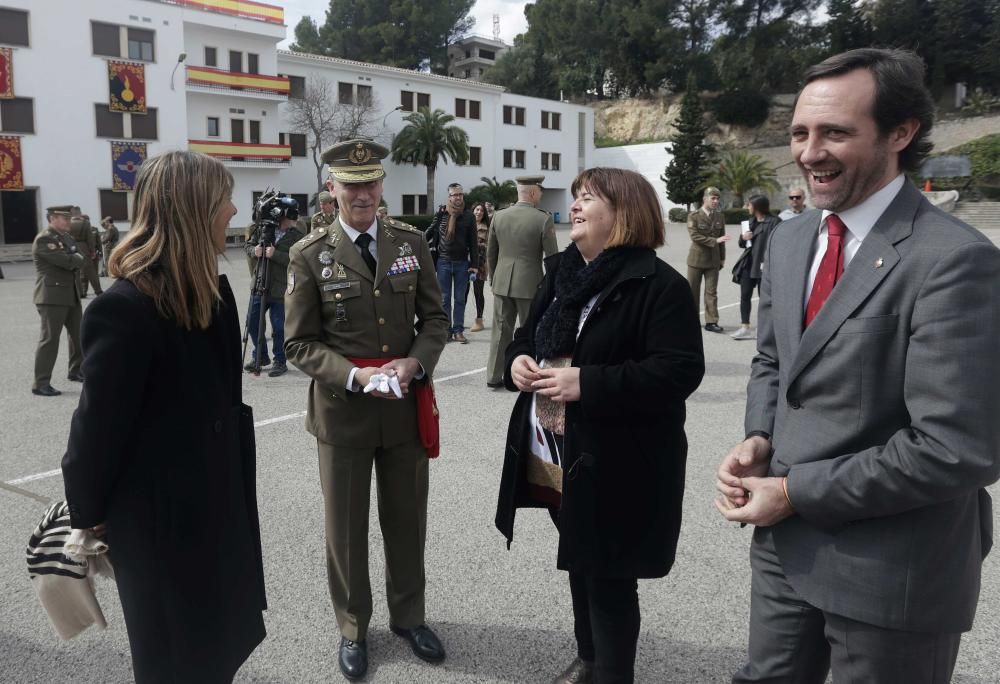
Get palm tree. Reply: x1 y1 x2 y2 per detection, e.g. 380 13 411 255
390 107 469 210
473 176 518 208
708 149 780 207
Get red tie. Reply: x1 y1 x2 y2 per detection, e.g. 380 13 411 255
804 214 847 328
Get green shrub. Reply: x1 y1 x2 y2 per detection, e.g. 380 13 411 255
392 215 433 231
956 134 1000 178
723 208 751 224
668 208 689 223
711 90 771 128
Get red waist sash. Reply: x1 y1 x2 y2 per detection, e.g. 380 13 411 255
347 356 440 458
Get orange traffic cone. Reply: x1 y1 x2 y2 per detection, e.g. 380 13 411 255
924 178 932 192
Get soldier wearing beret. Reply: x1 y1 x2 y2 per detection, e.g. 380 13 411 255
311 190 338 231
70 208 103 298
485 175 558 387
31 206 85 396
284 138 449 681
686 186 730 333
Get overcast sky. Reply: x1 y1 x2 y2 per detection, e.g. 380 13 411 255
277 1 530 48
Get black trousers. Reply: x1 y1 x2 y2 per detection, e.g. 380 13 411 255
464 275 485 318
569 572 640 684
738 269 760 325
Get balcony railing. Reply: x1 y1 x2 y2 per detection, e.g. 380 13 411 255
157 0 283 25
189 139 291 167
186 66 289 99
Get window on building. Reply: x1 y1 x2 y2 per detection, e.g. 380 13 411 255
94 104 124 138
207 116 219 137
0 97 34 134
503 149 512 168
541 111 561 130
515 107 525 126
229 50 242 73
127 27 154 61
480 49 496 60
503 105 526 126
0 8 30 46
248 120 260 144
131 108 158 139
551 152 561 171
286 75 305 99
278 132 285 145
204 46 217 67
357 84 372 104
469 100 481 120
401 194 429 215
91 21 120 57
289 133 307 157
465 50 471 59
99 190 129 222
417 92 430 110
339 82 354 105
247 53 259 74
291 194 309 216
542 152 561 171
455 98 466 118
464 69 470 78
469 146 481 166
231 119 244 143
401 90 414 112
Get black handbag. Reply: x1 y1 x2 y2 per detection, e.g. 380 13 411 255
731 249 753 284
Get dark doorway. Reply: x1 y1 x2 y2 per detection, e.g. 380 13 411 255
1 188 38 244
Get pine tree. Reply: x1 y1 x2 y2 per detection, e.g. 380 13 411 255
662 77 715 208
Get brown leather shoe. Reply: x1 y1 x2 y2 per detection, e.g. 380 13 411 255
469 318 485 332
553 657 593 683
453 332 469 344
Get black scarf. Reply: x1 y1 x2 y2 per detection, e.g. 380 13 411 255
535 243 634 360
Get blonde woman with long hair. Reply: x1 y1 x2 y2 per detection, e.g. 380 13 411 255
61 151 267 683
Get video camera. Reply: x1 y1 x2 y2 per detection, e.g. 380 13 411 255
253 189 300 245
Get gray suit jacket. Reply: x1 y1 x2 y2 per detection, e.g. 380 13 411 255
746 180 1000 633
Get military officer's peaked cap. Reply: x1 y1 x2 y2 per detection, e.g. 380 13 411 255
322 138 389 184
317 191 334 203
703 186 721 197
46 205 74 216
515 175 545 188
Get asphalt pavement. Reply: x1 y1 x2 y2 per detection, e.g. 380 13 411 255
1 223 998 683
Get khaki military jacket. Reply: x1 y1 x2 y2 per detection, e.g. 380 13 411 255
487 202 558 299
32 228 84 306
284 217 448 448
101 223 119 249
69 218 96 257
686 208 726 269
311 211 337 231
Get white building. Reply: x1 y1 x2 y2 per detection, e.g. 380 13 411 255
446 35 509 82
0 0 593 252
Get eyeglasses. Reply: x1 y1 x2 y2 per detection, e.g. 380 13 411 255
448 193 464 198
788 195 803 200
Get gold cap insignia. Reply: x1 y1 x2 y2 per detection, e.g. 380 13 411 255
348 143 372 165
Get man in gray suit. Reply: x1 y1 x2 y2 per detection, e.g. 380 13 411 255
716 48 1000 683
485 175 558 388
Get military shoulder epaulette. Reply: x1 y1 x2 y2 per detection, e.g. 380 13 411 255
385 217 421 234
295 226 328 248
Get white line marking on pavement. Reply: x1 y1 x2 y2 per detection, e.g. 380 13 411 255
4 366 491 487
700 298 758 315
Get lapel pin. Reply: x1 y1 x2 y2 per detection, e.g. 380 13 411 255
874 257 884 268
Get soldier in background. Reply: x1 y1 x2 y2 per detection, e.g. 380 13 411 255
485 175 558 388
99 216 119 277
89 217 103 280
311 190 338 231
70 208 102 297
32 206 85 396
686 186 729 333
377 205 388 221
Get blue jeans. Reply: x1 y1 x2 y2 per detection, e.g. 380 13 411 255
436 258 469 334
247 295 285 363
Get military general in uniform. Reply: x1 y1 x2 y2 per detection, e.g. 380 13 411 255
32 206 85 396
284 139 449 682
686 186 730 333
70 207 103 298
485 175 558 388
311 190 338 230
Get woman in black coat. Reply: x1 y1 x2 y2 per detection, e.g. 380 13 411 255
495 168 705 684
730 194 781 340
61 151 266 683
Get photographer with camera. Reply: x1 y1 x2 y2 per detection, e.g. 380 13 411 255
244 193 304 377
424 183 478 343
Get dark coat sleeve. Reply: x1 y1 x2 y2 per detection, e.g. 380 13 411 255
62 290 154 529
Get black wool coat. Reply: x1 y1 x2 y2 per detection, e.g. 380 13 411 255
495 248 705 578
62 275 266 683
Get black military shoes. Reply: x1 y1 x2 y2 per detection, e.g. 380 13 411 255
553 656 594 683
338 637 367 681
67 372 84 382
390 624 446 663
704 322 725 333
267 362 287 378
32 385 62 397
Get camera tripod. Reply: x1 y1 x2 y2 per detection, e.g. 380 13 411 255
240 225 274 376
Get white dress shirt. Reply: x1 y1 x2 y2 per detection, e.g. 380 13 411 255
804 174 905 307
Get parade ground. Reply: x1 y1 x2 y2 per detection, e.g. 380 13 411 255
1 223 998 683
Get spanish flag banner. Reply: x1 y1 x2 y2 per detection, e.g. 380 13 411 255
111 141 147 191
0 48 13 99
0 136 24 190
108 61 146 113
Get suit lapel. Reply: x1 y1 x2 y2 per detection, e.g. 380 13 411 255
780 213 821 355
330 220 373 283
786 182 921 386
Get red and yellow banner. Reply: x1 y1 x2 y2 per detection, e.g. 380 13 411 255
109 61 147 113
0 136 24 190
186 66 290 95
189 140 291 160
161 0 283 24
0 48 13 99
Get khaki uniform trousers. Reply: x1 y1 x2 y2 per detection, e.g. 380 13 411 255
317 439 429 642
34 304 82 389
687 266 720 325
486 294 532 385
